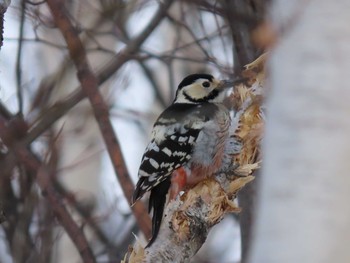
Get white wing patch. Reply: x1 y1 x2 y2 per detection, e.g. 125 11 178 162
162 147 172 156
149 158 159 169
146 141 160 152
178 136 188 142
173 151 187 157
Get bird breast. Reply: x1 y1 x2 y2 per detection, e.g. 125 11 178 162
190 104 231 175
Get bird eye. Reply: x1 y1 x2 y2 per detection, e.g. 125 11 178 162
202 81 210 88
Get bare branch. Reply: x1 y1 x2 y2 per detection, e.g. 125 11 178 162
0 0 11 49
15 0 25 114
26 0 46 6
53 179 113 247
143 176 254 263
0 115 96 263
45 0 176 240
15 0 174 148
0 0 175 249
0 202 5 224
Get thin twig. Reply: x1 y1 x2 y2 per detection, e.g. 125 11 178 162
0 209 5 224
0 101 13 119
22 0 174 146
0 0 11 50
53 179 112 246
26 0 46 5
139 60 168 108
45 0 174 240
0 0 173 241
0 115 96 263
46 0 152 237
117 22 168 109
16 0 25 114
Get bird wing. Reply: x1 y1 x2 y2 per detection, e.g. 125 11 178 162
131 103 221 247
132 123 201 202
132 103 216 202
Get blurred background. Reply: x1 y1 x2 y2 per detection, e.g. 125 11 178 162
0 0 268 262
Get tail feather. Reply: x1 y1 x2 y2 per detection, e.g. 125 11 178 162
132 177 146 204
146 177 171 248
132 173 171 205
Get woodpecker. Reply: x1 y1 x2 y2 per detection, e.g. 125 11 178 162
132 73 239 247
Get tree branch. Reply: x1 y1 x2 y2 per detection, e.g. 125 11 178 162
0 2 174 240
0 201 5 224
15 0 25 114
0 115 96 263
0 0 11 50
45 0 174 239
17 0 174 148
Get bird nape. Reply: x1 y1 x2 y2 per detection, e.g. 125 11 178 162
132 73 234 247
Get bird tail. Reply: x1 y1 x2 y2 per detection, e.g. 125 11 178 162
131 177 146 205
146 177 171 248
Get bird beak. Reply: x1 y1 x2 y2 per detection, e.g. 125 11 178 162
217 77 248 89
218 80 235 89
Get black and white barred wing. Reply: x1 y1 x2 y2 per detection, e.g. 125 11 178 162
132 118 202 202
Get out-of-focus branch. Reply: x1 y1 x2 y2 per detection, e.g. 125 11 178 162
222 0 261 71
22 154 97 263
0 3 174 239
53 179 112 246
0 101 12 119
14 0 174 148
0 0 11 49
0 115 96 263
26 0 46 5
0 202 5 224
118 23 168 108
15 0 25 114
139 62 168 108
45 0 175 240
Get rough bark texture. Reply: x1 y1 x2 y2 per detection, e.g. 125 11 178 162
0 0 10 49
249 1 350 263
123 55 266 263
144 177 254 263
124 175 255 263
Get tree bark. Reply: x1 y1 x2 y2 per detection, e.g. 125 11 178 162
249 1 350 262
124 175 255 263
0 0 10 49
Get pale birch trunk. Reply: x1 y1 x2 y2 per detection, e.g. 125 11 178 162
0 0 10 49
248 1 350 262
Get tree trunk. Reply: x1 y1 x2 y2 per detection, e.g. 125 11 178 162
249 1 350 262
0 0 10 49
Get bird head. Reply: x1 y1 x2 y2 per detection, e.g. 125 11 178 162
174 74 233 104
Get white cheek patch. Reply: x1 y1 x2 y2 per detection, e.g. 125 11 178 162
185 85 209 99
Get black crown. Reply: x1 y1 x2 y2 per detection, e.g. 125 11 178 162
177 74 214 89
